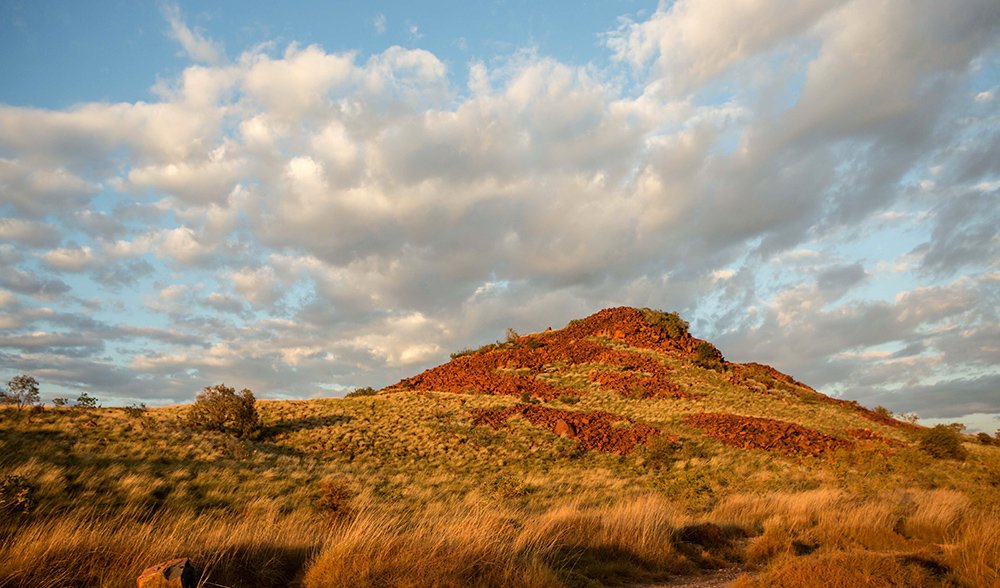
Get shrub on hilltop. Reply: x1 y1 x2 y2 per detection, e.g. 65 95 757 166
639 308 689 339
694 341 726 372
187 384 261 439
345 386 379 398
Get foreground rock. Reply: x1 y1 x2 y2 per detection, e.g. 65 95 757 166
136 558 197 588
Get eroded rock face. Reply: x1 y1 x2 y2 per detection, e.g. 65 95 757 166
136 558 197 588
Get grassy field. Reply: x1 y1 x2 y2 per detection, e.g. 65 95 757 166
2 310 998 587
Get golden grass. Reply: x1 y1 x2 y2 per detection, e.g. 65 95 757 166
0 504 326 587
2 371 999 588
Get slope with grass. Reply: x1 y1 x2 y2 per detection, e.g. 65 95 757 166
1 307 998 587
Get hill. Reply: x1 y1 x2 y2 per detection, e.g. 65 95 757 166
1 307 998 587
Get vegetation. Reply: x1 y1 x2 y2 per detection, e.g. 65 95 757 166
694 341 726 371
919 424 968 460
0 474 34 514
344 387 379 398
0 375 40 410
186 384 261 439
639 308 689 338
75 392 98 409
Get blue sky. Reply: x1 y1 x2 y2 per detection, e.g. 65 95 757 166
0 0 998 431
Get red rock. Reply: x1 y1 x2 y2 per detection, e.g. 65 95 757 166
553 419 575 437
136 558 197 588
685 413 851 457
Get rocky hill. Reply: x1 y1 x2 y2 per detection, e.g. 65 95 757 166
382 306 917 458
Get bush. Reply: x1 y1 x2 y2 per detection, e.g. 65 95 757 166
0 474 34 514
344 386 379 398
976 432 995 446
639 308 689 339
187 384 261 439
51 397 68 407
1 375 40 410
919 425 967 460
75 393 98 409
123 403 147 419
694 341 725 371
316 479 355 521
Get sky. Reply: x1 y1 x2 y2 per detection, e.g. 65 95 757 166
0 1 997 431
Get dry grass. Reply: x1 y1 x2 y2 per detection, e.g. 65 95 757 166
1 357 999 588
0 504 326 587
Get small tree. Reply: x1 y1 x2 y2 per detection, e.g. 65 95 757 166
1 375 40 410
75 393 98 409
187 384 261 439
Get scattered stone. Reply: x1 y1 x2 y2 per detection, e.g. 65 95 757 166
685 413 852 457
136 558 197 588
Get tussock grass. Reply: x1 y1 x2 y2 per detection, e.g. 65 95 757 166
2 369 999 588
0 504 325 587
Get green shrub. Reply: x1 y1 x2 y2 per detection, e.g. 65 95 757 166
187 384 261 439
51 397 68 407
639 308 690 339
694 341 725 371
1 375 40 410
344 386 379 398
0 474 34 514
919 425 967 460
75 393 98 409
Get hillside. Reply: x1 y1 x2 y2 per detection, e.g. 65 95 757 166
1 307 998 587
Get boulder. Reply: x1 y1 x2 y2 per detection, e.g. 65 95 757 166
553 419 575 438
136 558 197 588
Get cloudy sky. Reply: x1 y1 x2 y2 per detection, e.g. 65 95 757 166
1 1 997 429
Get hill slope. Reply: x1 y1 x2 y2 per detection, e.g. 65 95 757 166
1 307 998 587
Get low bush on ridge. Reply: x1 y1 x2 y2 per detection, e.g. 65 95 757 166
186 384 261 439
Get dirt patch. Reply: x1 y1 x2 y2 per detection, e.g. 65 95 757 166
470 404 666 454
384 307 700 401
685 413 852 457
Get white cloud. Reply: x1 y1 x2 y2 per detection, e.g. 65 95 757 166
606 0 840 91
42 246 95 272
162 2 225 65
373 13 386 34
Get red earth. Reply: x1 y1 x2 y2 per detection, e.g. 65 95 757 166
685 412 852 457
